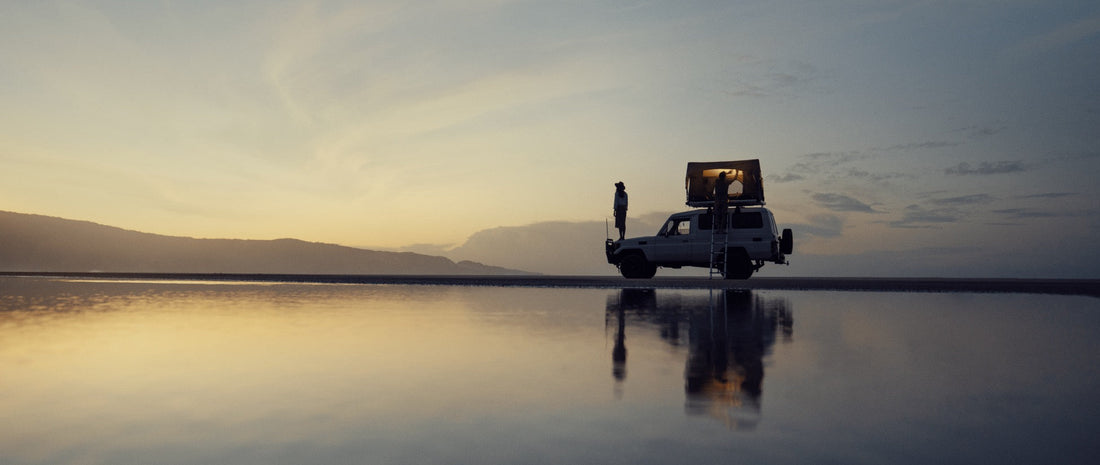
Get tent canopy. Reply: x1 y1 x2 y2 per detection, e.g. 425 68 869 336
685 159 764 206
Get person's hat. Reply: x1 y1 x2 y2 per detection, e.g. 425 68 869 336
615 181 624 188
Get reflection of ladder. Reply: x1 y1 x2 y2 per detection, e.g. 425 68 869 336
708 212 728 279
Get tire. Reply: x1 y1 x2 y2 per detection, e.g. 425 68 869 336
619 254 656 279
722 248 753 280
780 228 793 255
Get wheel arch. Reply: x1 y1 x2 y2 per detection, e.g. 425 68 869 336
612 247 648 264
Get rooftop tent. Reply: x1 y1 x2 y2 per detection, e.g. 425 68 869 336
685 159 765 206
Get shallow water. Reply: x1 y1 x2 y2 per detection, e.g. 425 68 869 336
1 277 1097 464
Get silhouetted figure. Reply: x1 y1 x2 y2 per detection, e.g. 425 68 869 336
612 304 627 382
613 182 628 240
714 172 730 233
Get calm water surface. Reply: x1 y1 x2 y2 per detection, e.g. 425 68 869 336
1 277 1097 464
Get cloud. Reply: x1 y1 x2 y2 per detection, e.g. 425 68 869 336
944 161 1028 176
798 151 865 163
882 193 997 227
811 193 877 213
786 214 843 238
887 192 999 227
782 139 976 185
780 151 870 181
888 204 963 228
768 173 805 183
873 141 960 151
781 150 913 185
1003 14 1100 61
1017 192 1075 200
953 124 1007 139
930 194 994 206
845 168 913 183
719 59 819 99
990 208 1084 221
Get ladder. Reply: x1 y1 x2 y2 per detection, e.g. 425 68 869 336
708 211 729 279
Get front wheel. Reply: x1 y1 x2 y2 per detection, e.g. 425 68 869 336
619 254 656 279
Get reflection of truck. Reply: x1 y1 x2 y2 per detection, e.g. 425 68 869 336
605 160 792 279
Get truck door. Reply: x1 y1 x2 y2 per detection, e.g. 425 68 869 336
728 210 769 257
651 216 704 264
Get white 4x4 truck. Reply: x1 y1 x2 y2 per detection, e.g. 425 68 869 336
605 160 793 279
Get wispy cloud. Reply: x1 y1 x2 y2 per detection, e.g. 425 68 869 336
953 124 1007 139
1002 13 1100 61
990 206 1097 222
1016 192 1075 200
944 161 1028 176
845 168 914 183
781 151 868 178
779 142 960 186
930 194 994 206
888 204 963 228
811 193 877 213
719 59 820 99
768 173 805 183
872 141 960 152
991 208 1061 220
787 214 843 238
887 192 1001 227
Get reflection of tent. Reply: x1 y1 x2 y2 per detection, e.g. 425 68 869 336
685 160 764 207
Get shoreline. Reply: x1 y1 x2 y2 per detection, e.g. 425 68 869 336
3 272 1098 297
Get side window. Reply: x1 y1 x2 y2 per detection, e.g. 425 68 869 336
731 212 763 229
677 220 692 236
664 219 692 236
662 220 676 236
698 214 713 230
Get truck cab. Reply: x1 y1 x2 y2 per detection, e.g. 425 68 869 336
606 206 792 279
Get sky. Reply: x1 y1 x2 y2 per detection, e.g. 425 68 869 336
2 0 1098 277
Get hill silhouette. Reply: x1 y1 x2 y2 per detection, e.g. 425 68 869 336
0 211 527 275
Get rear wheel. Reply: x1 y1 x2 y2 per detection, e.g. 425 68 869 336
722 248 753 280
619 254 656 279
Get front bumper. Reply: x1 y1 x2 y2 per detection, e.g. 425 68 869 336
605 239 620 264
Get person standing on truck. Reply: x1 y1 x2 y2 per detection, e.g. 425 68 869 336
714 172 730 233
613 182 628 240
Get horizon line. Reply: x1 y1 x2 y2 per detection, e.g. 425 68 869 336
4 272 1097 297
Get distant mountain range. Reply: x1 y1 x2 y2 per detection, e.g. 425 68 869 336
0 211 529 275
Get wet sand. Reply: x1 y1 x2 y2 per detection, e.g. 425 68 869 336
4 272 1098 297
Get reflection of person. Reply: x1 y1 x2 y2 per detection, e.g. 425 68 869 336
613 182 628 240
612 304 627 382
714 172 730 233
